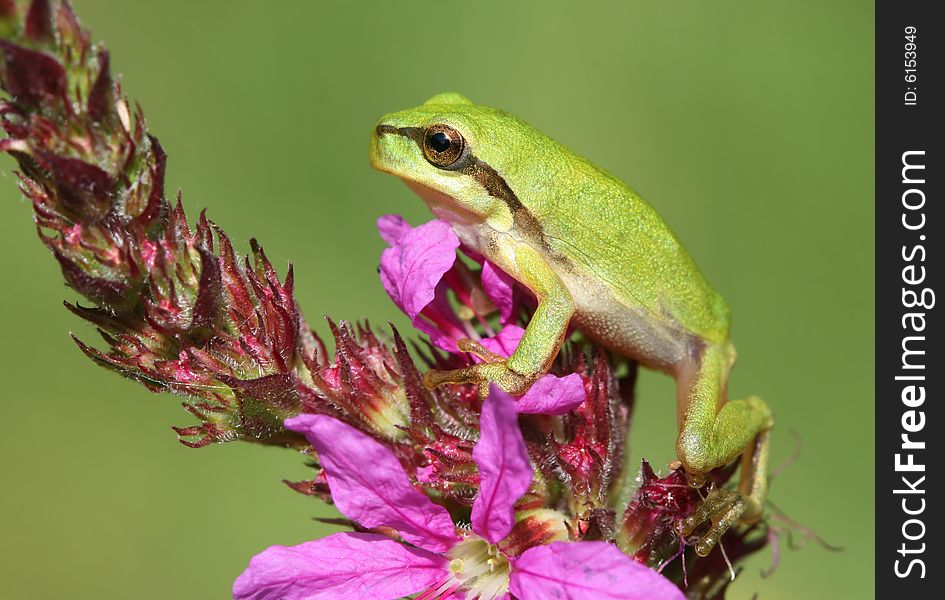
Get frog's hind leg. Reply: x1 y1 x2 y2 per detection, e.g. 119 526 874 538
681 427 772 556
674 343 773 556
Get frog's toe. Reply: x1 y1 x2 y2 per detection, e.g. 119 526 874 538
422 360 534 396
422 365 487 389
456 338 506 363
681 488 746 557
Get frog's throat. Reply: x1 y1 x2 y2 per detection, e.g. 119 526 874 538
402 179 483 226
375 124 549 250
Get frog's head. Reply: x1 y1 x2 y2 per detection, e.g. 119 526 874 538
370 93 538 227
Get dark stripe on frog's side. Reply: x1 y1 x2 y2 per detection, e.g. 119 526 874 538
375 124 568 268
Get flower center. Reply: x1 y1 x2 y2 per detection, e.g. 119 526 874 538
418 538 511 600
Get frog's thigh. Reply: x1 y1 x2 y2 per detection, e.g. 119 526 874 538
675 344 773 478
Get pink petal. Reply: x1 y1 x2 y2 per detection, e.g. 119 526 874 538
412 316 462 353
233 532 448 600
377 214 412 245
515 373 587 416
285 414 459 552
471 386 533 543
479 325 525 359
479 327 586 415
412 284 469 353
379 219 460 319
416 464 436 483
481 261 516 323
510 542 686 600
460 246 486 264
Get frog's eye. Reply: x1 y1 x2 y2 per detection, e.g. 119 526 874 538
422 124 466 168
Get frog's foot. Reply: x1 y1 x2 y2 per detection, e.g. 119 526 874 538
680 488 747 557
422 338 535 396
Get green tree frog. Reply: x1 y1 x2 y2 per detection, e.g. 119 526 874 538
369 93 773 556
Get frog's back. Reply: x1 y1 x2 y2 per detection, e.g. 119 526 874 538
370 96 729 365
521 142 731 363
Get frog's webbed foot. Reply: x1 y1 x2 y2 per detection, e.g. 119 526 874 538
422 338 535 396
681 487 747 557
678 427 771 557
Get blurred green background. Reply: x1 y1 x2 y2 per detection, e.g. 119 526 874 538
0 0 872 598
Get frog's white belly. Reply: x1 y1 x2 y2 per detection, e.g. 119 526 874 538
558 268 691 372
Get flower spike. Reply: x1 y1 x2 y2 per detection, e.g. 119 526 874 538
2 3 774 597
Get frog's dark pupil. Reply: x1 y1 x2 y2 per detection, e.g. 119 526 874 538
429 132 451 152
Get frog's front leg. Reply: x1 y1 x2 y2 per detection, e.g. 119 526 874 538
423 244 574 395
675 343 774 556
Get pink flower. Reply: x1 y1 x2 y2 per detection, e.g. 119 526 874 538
377 216 585 416
478 326 586 416
510 542 686 600
378 214 522 353
378 217 460 323
480 260 517 325
470 385 534 544
378 216 468 352
377 215 519 329
234 387 683 600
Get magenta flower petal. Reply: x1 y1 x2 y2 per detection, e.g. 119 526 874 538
233 532 449 600
515 373 586 416
479 325 525 358
410 282 469 353
285 414 459 552
481 260 516 323
479 327 585 415
379 219 460 319
510 541 686 600
376 213 411 245
412 315 463 353
416 464 436 483
471 386 533 544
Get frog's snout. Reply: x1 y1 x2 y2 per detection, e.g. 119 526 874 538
369 118 415 176
368 122 391 172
